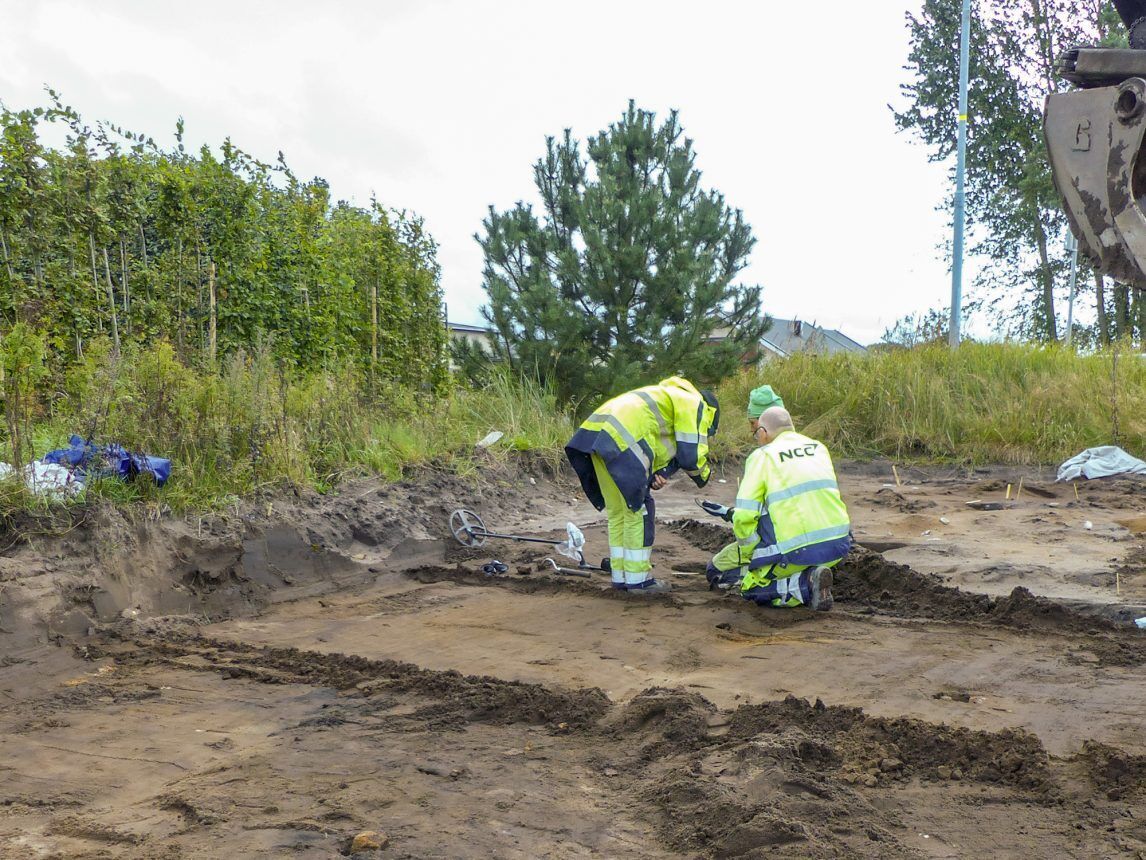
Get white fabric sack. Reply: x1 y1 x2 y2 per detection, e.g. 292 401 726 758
0 461 80 497
1056 446 1146 482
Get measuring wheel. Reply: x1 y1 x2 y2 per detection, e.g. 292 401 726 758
449 509 488 547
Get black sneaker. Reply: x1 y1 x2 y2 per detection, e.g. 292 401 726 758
809 566 833 612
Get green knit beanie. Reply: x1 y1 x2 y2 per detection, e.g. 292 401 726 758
747 385 784 419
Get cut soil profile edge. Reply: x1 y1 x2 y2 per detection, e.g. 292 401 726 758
664 519 1146 666
86 632 1145 796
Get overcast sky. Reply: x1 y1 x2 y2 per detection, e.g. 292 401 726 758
0 0 960 345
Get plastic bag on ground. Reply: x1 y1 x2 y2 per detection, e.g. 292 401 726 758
43 435 171 486
1056 446 1146 481
556 522 586 561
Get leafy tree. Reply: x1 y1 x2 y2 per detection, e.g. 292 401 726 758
0 323 46 466
477 101 767 405
0 93 448 396
895 0 1118 342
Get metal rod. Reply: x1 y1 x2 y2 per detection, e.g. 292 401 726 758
950 0 972 349
472 530 566 546
543 559 593 577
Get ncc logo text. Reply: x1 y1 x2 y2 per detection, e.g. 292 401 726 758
778 444 819 463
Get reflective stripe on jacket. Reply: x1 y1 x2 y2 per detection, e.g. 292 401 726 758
730 429 851 568
565 376 716 512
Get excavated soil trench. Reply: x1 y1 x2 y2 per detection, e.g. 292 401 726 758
1 463 1145 857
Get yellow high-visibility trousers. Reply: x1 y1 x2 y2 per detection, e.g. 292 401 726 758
591 454 655 587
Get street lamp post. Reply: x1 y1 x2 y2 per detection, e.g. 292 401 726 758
950 0 972 348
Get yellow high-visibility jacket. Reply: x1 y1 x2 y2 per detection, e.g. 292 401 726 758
566 376 717 512
730 429 851 568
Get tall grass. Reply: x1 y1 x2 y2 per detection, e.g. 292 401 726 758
5 340 1144 516
714 342 1146 464
8 338 573 511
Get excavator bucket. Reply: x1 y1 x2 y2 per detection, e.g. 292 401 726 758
1045 49 1146 289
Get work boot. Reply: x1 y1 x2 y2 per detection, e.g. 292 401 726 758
626 578 671 595
808 566 833 612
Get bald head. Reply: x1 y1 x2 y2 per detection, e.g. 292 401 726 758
759 406 794 434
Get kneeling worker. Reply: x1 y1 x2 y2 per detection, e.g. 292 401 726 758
701 406 850 610
566 376 719 593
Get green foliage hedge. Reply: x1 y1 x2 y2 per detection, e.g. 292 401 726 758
0 96 447 390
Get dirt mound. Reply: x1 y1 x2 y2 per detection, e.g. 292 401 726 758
628 694 914 856
667 526 1145 662
622 692 1091 857
1078 740 1146 800
836 547 994 620
0 460 569 641
96 632 611 729
641 769 871 859
665 518 732 553
837 548 1145 664
726 695 1053 793
605 687 714 755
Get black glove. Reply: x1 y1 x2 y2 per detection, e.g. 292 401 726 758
698 499 733 522
706 562 743 591
705 562 721 589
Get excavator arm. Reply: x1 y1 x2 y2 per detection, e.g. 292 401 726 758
1044 1 1146 289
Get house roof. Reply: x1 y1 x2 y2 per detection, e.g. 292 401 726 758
822 328 867 351
760 318 866 356
447 322 491 334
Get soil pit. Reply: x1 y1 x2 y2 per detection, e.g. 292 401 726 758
2 462 1145 857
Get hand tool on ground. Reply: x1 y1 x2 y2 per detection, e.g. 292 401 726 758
449 508 603 569
542 558 592 578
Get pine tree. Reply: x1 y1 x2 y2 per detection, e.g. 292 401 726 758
477 101 767 405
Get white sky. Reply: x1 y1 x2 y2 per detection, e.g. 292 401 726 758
0 0 962 345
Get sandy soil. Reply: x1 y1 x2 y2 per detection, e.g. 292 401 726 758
1 459 1144 858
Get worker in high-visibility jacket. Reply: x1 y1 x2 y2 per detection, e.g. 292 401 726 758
566 376 720 593
700 406 851 610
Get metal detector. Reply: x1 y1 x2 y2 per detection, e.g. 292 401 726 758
448 508 605 572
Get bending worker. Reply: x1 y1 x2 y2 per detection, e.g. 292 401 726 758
701 405 851 610
566 376 719 593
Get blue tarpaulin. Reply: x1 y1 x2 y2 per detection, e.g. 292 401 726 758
43 435 172 487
